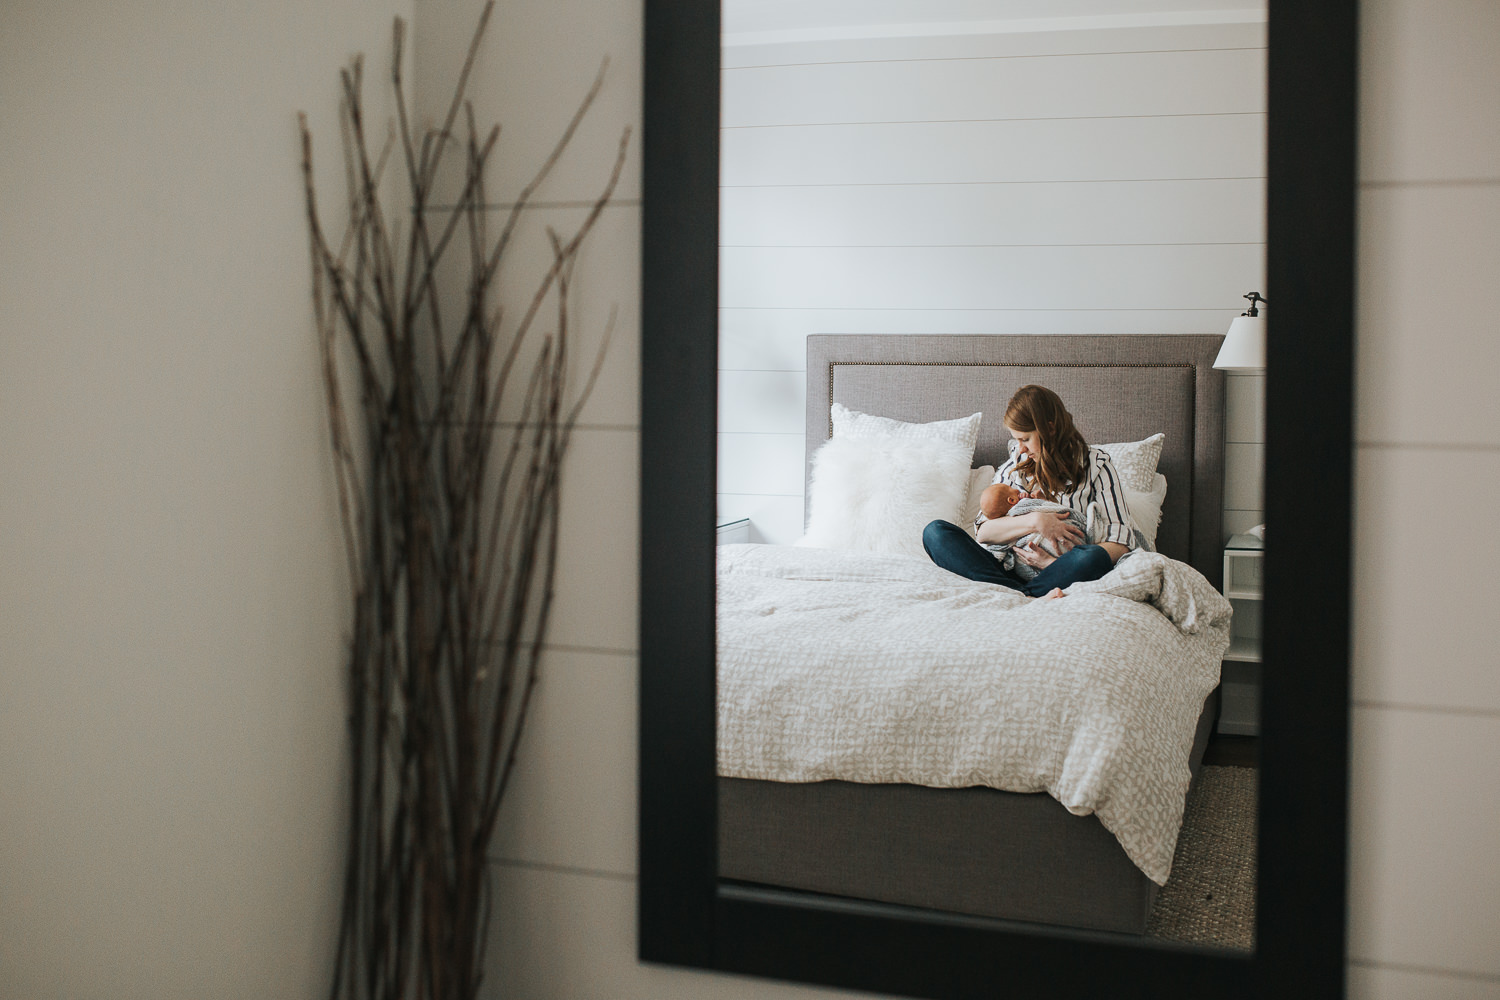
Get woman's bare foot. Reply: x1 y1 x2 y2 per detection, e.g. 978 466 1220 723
1038 587 1065 601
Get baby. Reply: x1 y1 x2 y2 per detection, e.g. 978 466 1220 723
977 482 1108 581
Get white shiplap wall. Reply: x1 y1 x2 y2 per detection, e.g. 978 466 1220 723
717 21 1267 546
1346 0 1500 995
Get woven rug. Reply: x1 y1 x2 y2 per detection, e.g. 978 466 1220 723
1145 765 1257 950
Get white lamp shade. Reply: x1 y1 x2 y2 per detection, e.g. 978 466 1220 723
1214 313 1266 370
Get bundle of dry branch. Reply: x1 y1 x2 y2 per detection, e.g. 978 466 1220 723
298 5 628 997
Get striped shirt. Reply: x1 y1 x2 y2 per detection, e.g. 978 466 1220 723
975 440 1136 549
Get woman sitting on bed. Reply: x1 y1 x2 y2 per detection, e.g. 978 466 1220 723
922 384 1134 598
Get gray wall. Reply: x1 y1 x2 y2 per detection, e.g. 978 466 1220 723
0 1 410 995
0 1 1495 997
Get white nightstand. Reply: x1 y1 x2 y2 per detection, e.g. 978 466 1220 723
1223 534 1263 663
1219 533 1263 735
716 518 751 545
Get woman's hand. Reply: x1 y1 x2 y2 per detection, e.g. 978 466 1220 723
1028 510 1083 553
1015 543 1055 570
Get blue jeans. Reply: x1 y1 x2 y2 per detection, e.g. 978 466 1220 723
921 519 1115 597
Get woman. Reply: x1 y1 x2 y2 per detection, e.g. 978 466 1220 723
922 384 1134 598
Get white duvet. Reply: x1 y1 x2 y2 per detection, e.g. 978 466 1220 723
715 543 1231 885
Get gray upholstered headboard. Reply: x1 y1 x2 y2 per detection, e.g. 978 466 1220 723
804 334 1226 588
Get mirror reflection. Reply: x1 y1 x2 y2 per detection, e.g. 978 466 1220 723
715 0 1265 950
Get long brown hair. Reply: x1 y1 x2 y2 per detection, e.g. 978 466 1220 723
1003 385 1089 499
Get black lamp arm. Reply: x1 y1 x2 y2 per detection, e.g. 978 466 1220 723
1242 291 1268 316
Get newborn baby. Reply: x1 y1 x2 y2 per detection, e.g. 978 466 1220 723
977 482 1108 581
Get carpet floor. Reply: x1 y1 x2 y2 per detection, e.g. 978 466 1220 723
1145 765 1258 950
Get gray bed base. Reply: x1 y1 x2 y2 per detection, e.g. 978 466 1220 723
718 333 1228 936
719 689 1219 935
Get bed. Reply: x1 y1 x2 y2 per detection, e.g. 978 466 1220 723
716 333 1230 935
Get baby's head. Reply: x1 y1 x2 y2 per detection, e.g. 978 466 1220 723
980 482 1023 519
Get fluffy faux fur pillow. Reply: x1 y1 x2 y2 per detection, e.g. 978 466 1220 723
798 435 973 560
830 402 983 455
960 465 998 538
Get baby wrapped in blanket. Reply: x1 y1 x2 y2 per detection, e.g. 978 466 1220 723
977 482 1109 581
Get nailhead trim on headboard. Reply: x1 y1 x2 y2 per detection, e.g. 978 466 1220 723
826 361 1196 437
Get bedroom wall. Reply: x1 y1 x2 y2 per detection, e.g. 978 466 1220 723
1345 0 1500 993
0 1 411 996
715 17 1268 547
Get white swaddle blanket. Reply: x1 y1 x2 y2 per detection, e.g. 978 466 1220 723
982 498 1109 580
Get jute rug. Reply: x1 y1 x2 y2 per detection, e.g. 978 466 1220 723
1145 765 1257 950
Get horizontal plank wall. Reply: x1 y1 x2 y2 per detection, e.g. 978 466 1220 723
717 19 1267 547
1347 0 1500 996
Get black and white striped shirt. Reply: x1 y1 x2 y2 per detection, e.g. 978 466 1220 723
976 440 1136 549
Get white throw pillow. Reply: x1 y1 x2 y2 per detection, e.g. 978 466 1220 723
1097 432 1165 493
831 403 982 457
798 435 973 560
959 465 998 538
1123 473 1168 550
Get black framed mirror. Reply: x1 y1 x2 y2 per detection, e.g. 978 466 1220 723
640 1 1354 995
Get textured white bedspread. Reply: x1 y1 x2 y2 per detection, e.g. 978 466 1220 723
715 543 1231 885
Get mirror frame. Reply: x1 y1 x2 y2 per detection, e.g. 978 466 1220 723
639 2 1355 996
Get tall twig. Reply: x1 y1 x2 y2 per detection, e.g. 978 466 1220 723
299 7 627 997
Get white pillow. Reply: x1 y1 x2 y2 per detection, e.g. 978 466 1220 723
831 403 982 458
798 435 973 560
1123 473 1168 550
959 465 998 538
1096 432 1165 493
